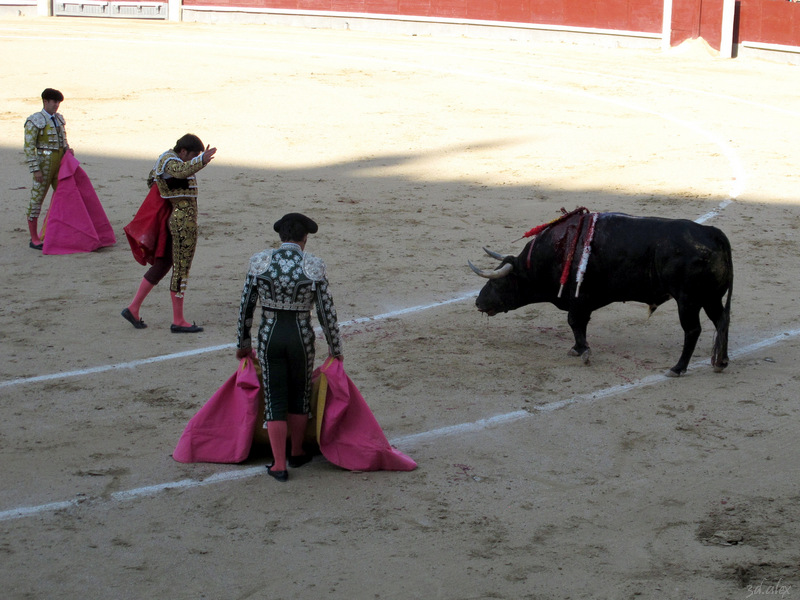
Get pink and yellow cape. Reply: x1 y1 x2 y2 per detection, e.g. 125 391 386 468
173 354 417 472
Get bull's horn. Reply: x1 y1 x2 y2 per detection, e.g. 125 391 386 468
468 260 513 279
483 247 513 261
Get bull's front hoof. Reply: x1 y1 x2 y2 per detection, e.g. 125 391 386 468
567 347 592 364
713 365 727 373
581 349 592 365
665 368 683 377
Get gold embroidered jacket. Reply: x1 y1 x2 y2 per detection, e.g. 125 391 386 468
24 111 68 172
147 149 206 200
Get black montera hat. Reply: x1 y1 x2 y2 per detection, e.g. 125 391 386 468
273 213 318 235
41 88 64 102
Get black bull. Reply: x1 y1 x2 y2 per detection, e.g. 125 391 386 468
470 213 733 376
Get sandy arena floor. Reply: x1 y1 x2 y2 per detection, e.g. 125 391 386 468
1 16 799 600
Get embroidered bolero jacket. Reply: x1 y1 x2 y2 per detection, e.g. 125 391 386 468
147 149 206 201
24 110 68 172
237 243 343 357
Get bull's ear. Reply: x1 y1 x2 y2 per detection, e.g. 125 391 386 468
506 256 527 279
501 256 518 270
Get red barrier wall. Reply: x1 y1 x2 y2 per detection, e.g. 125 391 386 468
671 0 800 49
739 0 800 46
182 0 800 51
183 0 664 33
670 0 725 47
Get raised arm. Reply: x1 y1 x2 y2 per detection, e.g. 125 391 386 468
162 153 208 180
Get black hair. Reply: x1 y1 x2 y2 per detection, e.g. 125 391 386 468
41 88 64 102
173 134 204 154
278 221 310 243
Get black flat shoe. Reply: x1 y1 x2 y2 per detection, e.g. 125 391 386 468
29 241 43 250
288 454 313 468
170 323 203 333
266 465 288 482
121 307 147 329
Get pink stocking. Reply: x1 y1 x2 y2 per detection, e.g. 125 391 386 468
170 291 191 328
267 420 288 471
288 414 308 457
128 278 155 320
28 218 41 245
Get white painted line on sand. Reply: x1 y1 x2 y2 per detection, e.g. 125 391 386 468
0 292 477 390
110 467 266 501
393 327 800 444
695 199 733 224
2 325 797 524
0 344 235 390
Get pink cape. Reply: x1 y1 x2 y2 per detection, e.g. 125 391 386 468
315 358 417 472
172 355 261 464
41 152 116 255
173 356 416 470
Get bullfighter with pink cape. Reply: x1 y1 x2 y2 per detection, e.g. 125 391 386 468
173 355 416 472
41 152 116 255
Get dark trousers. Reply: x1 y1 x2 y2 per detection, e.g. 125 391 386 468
143 231 173 285
259 310 314 421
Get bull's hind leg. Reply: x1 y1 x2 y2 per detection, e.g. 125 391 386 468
668 302 702 377
567 310 592 365
704 300 730 372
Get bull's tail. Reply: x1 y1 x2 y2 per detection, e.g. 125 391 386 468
711 274 733 372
